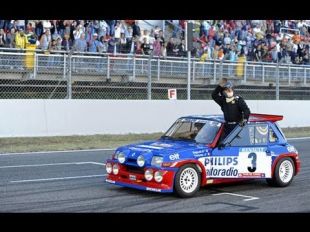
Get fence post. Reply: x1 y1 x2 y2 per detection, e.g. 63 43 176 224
157 58 160 81
213 60 216 83
147 54 152 100
288 64 291 85
262 63 265 83
187 51 191 100
133 56 136 80
192 60 195 81
243 62 247 83
276 61 280 100
67 53 72 99
63 54 66 79
107 55 110 81
304 67 307 85
33 53 37 79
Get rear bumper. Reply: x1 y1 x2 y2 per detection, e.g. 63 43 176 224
105 160 177 193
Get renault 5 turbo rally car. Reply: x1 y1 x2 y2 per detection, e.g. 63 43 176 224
105 114 300 198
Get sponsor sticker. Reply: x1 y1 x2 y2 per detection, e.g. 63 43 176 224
169 153 180 160
198 152 272 178
146 187 162 192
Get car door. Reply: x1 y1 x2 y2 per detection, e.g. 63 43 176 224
208 123 272 179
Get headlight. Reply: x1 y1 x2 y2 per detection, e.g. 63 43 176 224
112 163 119 175
106 163 112 174
144 169 153 181
137 155 145 167
118 152 126 164
151 156 163 167
154 171 163 183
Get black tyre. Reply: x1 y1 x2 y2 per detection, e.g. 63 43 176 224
174 164 201 198
266 157 295 187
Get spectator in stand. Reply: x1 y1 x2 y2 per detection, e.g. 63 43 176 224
135 40 143 54
132 20 141 39
0 29 6 47
55 36 62 50
6 28 16 48
39 29 51 50
62 33 73 51
88 33 100 52
73 32 87 52
166 37 175 56
156 30 165 47
98 35 108 53
153 36 162 56
73 24 85 40
26 22 34 34
141 37 151 55
98 20 108 38
15 28 28 49
119 33 127 53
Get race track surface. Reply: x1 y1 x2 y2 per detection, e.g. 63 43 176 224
0 138 309 212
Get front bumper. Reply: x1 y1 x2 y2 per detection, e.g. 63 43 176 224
105 160 177 193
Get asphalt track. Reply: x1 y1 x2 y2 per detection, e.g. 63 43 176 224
0 138 309 212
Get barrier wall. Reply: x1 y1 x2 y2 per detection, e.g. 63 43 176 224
0 100 309 137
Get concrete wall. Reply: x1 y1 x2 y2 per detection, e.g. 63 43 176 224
0 100 309 137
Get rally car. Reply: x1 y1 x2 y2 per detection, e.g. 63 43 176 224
105 114 300 198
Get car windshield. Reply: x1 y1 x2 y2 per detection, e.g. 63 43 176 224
162 118 222 144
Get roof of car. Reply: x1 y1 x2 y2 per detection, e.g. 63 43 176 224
180 113 283 123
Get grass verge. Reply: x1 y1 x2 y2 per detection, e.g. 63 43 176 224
0 127 309 154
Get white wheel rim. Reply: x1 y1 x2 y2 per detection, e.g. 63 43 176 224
179 167 198 193
279 160 294 183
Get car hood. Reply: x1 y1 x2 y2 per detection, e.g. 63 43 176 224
115 139 211 166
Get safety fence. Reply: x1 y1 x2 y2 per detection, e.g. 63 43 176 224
0 49 310 100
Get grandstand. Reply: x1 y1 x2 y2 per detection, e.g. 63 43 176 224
0 20 310 100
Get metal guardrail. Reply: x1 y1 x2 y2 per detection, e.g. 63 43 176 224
0 49 310 100
1 51 308 83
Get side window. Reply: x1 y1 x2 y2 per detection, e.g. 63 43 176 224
230 125 253 146
254 124 268 145
269 127 278 143
230 124 268 146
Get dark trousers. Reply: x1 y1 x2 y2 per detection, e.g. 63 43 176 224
220 123 238 143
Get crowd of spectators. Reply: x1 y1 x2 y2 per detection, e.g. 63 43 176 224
1 20 310 65
192 20 310 65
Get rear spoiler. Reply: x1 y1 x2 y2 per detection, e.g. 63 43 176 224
249 113 283 122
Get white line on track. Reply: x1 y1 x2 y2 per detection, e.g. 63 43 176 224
0 162 105 169
0 148 114 156
287 137 310 141
212 192 259 201
10 174 108 183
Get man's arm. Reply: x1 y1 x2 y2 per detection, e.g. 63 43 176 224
211 78 227 107
238 97 251 120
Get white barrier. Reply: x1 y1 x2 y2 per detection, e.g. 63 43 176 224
0 99 310 137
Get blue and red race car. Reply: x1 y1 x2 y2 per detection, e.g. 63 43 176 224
105 113 300 198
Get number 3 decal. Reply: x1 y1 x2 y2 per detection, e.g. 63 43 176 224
248 152 257 172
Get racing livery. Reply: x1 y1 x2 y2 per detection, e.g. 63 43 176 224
105 114 300 197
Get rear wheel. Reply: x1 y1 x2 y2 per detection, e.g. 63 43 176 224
174 164 201 198
266 157 295 187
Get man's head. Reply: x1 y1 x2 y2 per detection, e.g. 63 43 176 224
193 122 204 132
223 81 234 98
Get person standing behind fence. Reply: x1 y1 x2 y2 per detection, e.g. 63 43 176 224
88 33 100 52
15 28 28 49
73 32 87 52
211 78 251 139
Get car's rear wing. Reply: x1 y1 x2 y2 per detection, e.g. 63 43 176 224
249 113 283 122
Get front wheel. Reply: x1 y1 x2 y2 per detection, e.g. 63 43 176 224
174 164 201 198
266 157 295 187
